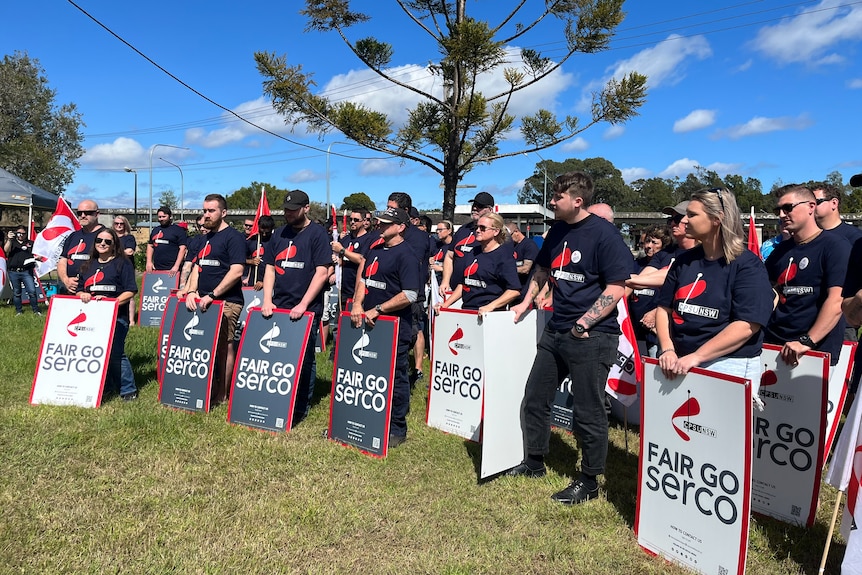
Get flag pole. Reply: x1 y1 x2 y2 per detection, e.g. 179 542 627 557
820 491 843 574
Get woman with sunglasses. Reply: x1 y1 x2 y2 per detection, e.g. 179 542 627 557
113 215 137 324
78 227 139 402
654 188 773 387
435 213 520 316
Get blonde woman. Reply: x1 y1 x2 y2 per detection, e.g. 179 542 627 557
655 188 773 382
113 215 138 324
436 213 520 316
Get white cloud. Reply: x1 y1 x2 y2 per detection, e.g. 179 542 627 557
849 78 862 89
184 98 291 148
713 114 813 140
287 169 322 183
659 158 701 179
81 137 146 168
561 137 588 152
704 162 744 176
359 159 403 177
577 35 711 113
620 167 652 183
736 59 753 72
604 125 625 140
673 109 716 133
751 0 862 65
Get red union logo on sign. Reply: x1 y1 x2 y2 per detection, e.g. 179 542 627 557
672 397 701 441
67 312 88 336
448 326 466 355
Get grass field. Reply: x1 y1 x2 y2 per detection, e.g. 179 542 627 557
0 304 851 574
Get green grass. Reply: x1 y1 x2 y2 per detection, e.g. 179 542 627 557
0 305 849 574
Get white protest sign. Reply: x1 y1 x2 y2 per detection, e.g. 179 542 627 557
752 344 828 526
636 358 751 575
427 309 485 441
31 295 118 408
823 342 855 466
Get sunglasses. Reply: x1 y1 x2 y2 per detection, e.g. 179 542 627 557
244 224 253 228
671 215 684 224
706 187 726 212
77 210 97 217
815 197 830 205
350 218 364 223
773 200 810 216
113 221 125 226
94 237 114 246
476 225 498 232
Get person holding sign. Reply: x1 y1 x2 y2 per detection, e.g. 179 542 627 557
261 190 332 426
435 212 520 316
350 207 421 448
654 188 773 384
508 172 632 505
146 206 187 275
78 227 139 401
58 199 106 295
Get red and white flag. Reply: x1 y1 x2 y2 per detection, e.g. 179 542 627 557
826 393 862 572
747 207 761 259
29 221 36 241
331 205 342 290
605 298 642 407
0 245 7 288
32 196 81 277
247 188 271 238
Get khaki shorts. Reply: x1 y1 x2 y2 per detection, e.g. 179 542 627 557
221 301 242 343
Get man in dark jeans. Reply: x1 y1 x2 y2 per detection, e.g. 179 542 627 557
509 172 631 506
4 225 41 316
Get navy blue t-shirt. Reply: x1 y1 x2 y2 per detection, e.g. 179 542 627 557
536 215 632 332
765 232 850 364
826 222 862 246
431 240 451 283
457 244 520 310
120 234 137 255
185 234 207 264
194 226 246 305
361 240 421 326
340 231 375 301
451 222 479 260
403 225 431 300
656 247 773 358
264 222 332 319
629 249 673 343
149 224 187 270
513 237 540 288
61 226 106 280
244 234 270 284
80 256 138 319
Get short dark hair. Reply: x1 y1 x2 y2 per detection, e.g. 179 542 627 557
553 172 594 204
775 184 814 202
259 215 275 230
352 208 371 220
812 182 843 205
419 215 432 230
387 192 413 211
204 194 228 210
158 205 172 216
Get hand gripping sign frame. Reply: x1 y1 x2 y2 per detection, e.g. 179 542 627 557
159 300 224 412
138 271 179 327
636 358 752 575
228 308 313 433
328 312 397 458
752 343 828 527
31 295 118 408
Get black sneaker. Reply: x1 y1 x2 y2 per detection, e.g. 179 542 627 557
388 434 406 449
121 392 138 402
505 462 547 478
551 479 598 505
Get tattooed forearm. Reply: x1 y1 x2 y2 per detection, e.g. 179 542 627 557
579 284 626 328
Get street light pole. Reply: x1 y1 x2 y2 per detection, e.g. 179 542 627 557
159 157 184 222
123 167 137 224
149 144 189 227
524 151 550 232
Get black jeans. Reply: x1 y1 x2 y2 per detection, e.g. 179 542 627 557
521 328 618 476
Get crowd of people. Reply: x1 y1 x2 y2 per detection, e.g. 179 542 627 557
20 168 862 507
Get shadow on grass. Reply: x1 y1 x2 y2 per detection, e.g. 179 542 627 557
754 512 841 573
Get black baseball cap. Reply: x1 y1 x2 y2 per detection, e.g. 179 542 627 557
851 173 862 187
283 190 310 210
408 206 420 219
468 191 495 208
376 207 409 225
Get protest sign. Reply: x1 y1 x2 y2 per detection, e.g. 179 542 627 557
427 308 485 441
636 358 752 575
138 271 178 327
238 287 263 330
159 301 223 412
228 308 312 432
157 295 179 382
31 295 117 407
823 342 856 465
328 312 396 457
752 344 828 526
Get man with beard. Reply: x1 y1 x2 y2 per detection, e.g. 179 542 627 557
58 199 106 294
146 206 187 275
261 190 332 426
180 194 246 404
350 207 420 447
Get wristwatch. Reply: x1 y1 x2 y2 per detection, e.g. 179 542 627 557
375 304 383 314
798 334 816 348
573 323 587 334
206 291 216 299
339 248 346 256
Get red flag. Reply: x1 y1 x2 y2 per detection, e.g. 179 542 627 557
247 188 271 238
32 196 81 277
330 205 337 229
0 245 7 288
747 207 761 259
342 210 347 234
29 221 36 241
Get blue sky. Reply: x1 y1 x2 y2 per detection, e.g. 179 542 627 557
4 0 862 213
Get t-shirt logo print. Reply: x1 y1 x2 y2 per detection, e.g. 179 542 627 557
84 270 104 289
274 241 297 275
463 259 479 292
776 257 798 304
454 233 475 258
672 274 706 325
196 241 211 273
